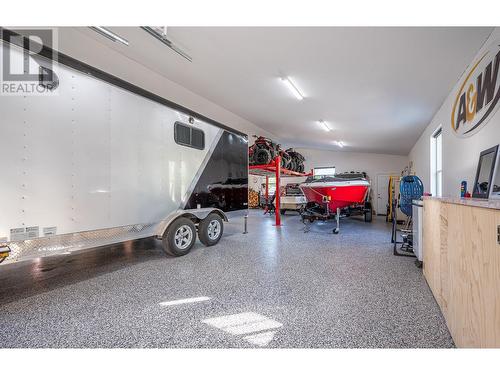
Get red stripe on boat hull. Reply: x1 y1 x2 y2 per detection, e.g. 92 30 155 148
301 185 369 211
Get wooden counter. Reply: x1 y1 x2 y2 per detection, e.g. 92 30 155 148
423 196 500 347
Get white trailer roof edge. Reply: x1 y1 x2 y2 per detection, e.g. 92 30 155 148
0 27 248 139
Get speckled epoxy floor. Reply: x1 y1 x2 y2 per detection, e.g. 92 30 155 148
0 210 454 348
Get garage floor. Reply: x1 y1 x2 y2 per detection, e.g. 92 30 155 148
0 210 454 348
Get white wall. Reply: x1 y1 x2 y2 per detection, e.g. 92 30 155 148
55 28 274 139
409 28 500 197
298 148 408 177
298 148 408 196
249 148 408 198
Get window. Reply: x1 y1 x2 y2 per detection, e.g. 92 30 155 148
174 122 205 150
313 166 336 178
430 127 442 197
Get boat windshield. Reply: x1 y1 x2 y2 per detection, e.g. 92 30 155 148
305 175 367 183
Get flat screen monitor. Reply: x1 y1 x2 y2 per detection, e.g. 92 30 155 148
491 149 500 200
472 145 499 199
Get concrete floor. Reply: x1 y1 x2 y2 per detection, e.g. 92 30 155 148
0 210 454 348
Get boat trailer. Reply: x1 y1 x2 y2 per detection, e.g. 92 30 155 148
300 198 342 234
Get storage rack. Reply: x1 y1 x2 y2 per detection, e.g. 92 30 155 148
249 156 312 226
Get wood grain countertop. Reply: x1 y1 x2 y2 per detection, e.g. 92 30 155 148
423 196 500 210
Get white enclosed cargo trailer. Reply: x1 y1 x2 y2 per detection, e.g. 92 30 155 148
0 30 248 264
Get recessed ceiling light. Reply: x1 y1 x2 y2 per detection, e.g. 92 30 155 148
318 120 332 132
89 27 129 46
280 77 304 100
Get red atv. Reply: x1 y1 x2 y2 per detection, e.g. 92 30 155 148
249 136 292 168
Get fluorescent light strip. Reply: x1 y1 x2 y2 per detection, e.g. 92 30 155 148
159 296 210 306
335 141 345 148
141 26 192 62
318 120 331 132
281 77 304 100
89 27 129 46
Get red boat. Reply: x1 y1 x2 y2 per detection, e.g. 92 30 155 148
300 176 370 211
299 175 371 233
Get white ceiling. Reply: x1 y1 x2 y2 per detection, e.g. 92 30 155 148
78 27 493 155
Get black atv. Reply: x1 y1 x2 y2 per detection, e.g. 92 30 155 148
279 149 292 169
285 148 306 172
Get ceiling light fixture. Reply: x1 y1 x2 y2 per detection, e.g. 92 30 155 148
280 77 304 100
318 120 332 132
141 26 192 62
335 141 345 148
89 27 129 46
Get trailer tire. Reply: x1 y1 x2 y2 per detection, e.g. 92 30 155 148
162 217 197 256
198 213 224 247
364 203 373 223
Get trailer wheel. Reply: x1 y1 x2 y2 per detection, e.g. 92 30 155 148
198 213 224 247
162 217 197 256
364 204 373 223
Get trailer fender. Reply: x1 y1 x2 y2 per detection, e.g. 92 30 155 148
155 208 228 239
